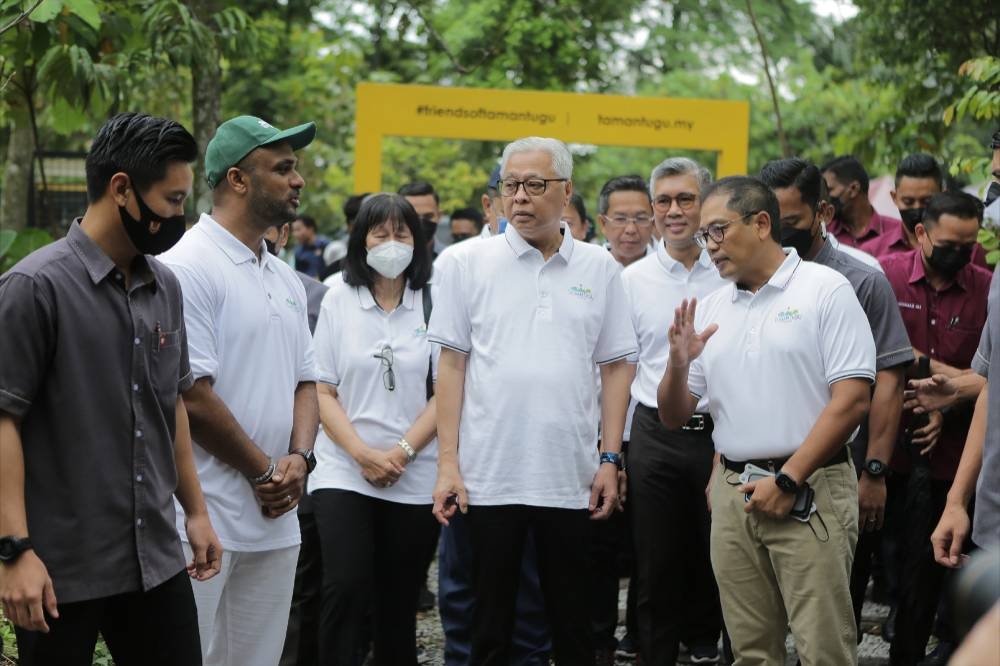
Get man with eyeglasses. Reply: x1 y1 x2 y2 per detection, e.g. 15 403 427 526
597 175 656 267
876 191 991 666
430 136 637 665
759 158 914 644
659 176 876 664
400 181 444 257
620 158 726 665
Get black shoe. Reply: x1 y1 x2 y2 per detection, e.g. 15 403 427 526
918 642 956 665
615 633 638 660
595 648 617 666
688 644 720 664
881 606 897 644
417 583 435 612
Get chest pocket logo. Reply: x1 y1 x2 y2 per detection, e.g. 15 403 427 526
568 283 594 301
775 307 801 323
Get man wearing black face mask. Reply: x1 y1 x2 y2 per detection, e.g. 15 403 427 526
879 191 991 666
400 181 443 259
0 112 223 664
986 129 1000 209
822 155 906 252
761 158 915 642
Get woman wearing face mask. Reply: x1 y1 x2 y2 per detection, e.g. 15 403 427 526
309 193 439 665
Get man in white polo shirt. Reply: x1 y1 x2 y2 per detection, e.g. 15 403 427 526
622 157 726 665
429 136 637 664
161 116 319 666
658 176 876 665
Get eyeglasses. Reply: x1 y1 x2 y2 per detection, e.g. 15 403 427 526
653 193 698 212
693 212 759 249
373 345 395 391
499 178 567 197
602 213 653 228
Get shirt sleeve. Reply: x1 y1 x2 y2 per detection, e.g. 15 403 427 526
312 287 342 387
291 276 317 384
593 263 639 365
177 316 195 393
858 272 914 371
972 268 998 377
820 281 877 385
163 261 221 382
427 250 472 354
0 274 53 418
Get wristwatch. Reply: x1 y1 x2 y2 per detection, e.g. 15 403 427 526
775 471 800 494
599 452 622 469
864 458 887 477
290 448 317 474
0 536 32 563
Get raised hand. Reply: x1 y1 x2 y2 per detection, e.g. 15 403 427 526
667 298 718 368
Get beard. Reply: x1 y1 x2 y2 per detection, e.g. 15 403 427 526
247 179 296 231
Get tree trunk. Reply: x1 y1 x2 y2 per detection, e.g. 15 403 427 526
0 111 35 231
190 54 221 215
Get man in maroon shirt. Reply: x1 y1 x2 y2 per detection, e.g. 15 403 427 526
822 155 905 249
863 154 988 268
880 191 991 665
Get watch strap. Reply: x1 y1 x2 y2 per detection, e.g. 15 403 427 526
599 452 622 469
290 449 316 474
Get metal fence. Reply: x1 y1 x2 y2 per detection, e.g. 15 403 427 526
29 151 88 235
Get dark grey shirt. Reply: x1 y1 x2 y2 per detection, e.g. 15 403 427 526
814 240 914 371
971 264 999 548
0 221 194 603
296 270 328 334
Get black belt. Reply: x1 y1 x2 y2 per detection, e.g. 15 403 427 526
636 404 713 433
721 446 849 474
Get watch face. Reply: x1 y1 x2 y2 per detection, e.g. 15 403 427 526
867 460 885 475
776 473 797 493
0 539 15 561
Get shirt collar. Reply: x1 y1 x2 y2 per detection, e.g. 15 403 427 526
357 285 417 311
67 219 157 291
197 213 268 268
905 247 971 292
655 240 713 274
728 248 801 302
504 220 574 263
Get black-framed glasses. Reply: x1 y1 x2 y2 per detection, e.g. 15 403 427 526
693 212 759 249
499 178 567 197
653 193 698 212
373 345 395 391
602 213 653 228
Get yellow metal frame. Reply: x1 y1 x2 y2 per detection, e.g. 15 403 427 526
353 82 750 192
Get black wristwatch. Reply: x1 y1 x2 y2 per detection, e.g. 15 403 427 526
775 471 800 494
290 448 317 474
864 458 887 478
0 536 32 563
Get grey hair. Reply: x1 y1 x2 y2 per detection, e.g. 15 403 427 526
500 137 573 179
649 157 712 194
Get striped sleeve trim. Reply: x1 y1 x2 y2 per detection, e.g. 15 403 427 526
427 337 471 355
828 370 877 385
596 349 637 366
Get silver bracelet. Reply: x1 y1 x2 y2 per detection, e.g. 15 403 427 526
248 459 276 485
397 438 417 463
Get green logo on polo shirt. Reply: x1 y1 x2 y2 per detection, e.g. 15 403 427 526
414 324 427 337
285 296 298 310
776 307 801 322
568 283 594 300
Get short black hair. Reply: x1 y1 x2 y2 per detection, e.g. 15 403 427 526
568 192 587 222
450 207 484 231
343 193 369 226
597 175 650 215
85 112 197 202
991 128 1000 150
923 191 984 229
821 155 870 194
758 158 823 212
343 193 432 291
294 214 317 230
398 181 439 205
895 153 943 190
701 176 781 242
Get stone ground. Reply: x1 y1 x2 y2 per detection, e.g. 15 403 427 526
413 558 896 665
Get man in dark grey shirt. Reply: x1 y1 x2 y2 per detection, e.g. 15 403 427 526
0 113 221 665
761 158 915 634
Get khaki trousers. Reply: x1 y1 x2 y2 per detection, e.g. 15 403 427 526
709 460 859 665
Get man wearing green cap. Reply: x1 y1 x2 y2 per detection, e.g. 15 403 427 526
161 116 320 666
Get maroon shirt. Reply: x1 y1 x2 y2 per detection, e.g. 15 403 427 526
828 210 904 249
882 250 992 480
861 222 990 269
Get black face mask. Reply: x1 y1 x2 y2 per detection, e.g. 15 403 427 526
118 185 186 255
830 196 845 221
985 181 1000 208
451 233 474 244
421 219 438 243
925 243 973 275
781 223 817 258
899 208 925 233
264 238 278 256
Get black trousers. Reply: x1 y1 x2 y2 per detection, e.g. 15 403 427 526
588 463 637 650
848 437 881 637
280 506 323 666
466 504 594 665
14 569 200 666
312 489 440 666
628 404 722 666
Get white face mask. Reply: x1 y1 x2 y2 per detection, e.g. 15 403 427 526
365 240 413 279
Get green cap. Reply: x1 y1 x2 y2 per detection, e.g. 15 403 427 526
204 115 316 188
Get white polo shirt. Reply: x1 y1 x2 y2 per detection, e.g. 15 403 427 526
622 242 727 411
309 278 438 504
161 213 316 552
428 223 637 509
688 249 875 460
